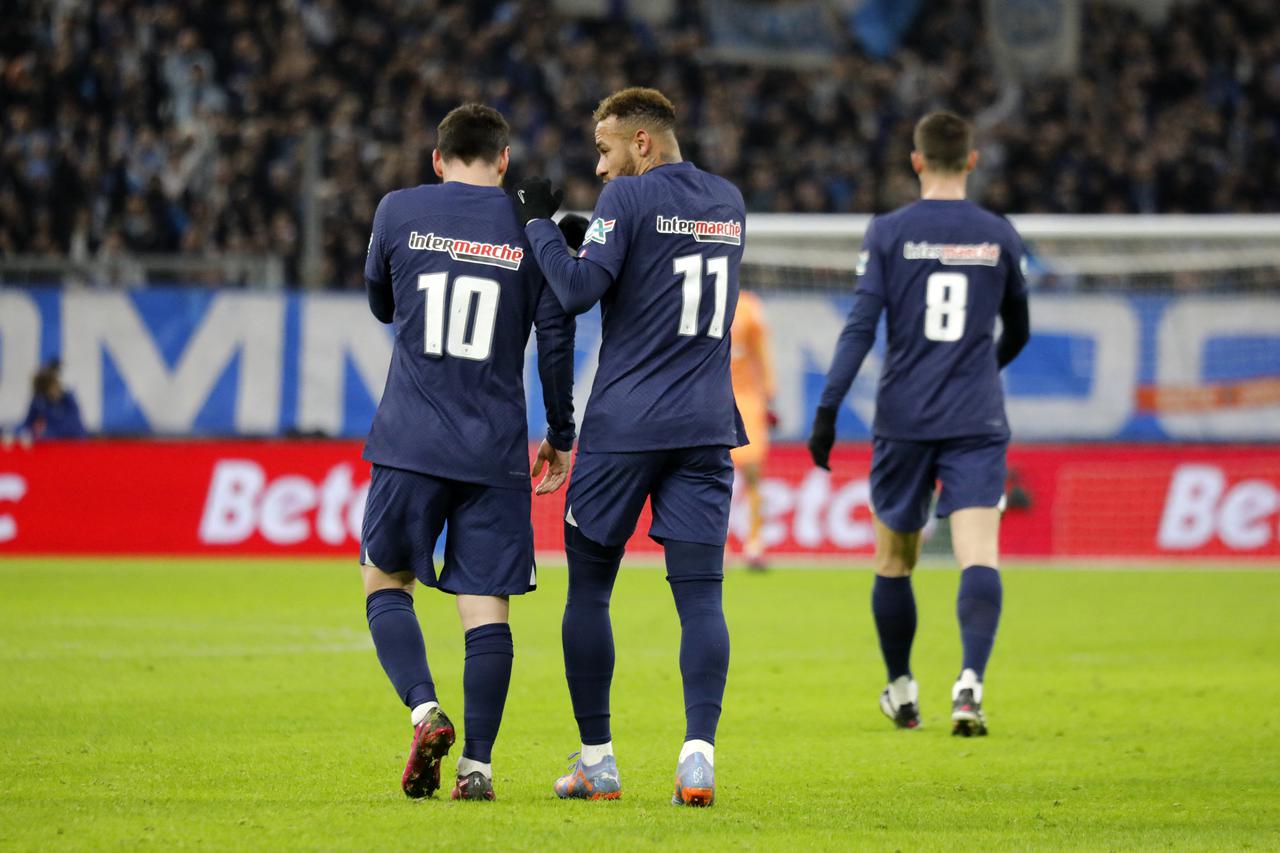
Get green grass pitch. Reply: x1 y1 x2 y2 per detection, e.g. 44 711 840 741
2 558 1278 851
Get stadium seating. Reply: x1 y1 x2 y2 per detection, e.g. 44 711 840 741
2 0 1278 289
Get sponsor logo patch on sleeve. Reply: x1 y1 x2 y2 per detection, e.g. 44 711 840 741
583 218 616 245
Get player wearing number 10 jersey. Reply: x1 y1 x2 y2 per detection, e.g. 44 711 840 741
808 112 1031 737
513 87 745 807
359 104 576 802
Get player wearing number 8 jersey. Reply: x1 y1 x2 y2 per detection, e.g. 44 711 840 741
513 87 745 806
359 104 576 802
808 112 1030 736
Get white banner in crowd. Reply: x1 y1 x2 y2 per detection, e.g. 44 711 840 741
985 0 1080 80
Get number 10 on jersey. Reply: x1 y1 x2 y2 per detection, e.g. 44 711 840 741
418 272 500 361
673 254 729 338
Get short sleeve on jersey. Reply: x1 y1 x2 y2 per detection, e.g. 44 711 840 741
365 193 392 287
576 179 632 279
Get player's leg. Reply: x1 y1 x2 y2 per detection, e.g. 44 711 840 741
731 398 769 570
952 506 1002 680
362 565 434 712
650 447 734 807
664 539 729 807
936 437 1008 736
739 461 766 569
437 483 535 801
868 438 937 729
554 451 655 800
554 522 625 799
451 594 511 801
360 464 455 797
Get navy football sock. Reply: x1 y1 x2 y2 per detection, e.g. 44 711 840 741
462 622 514 764
872 574 917 681
957 565 1003 678
664 539 730 745
562 523 623 746
365 589 436 709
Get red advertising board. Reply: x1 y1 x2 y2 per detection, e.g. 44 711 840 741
2 441 1278 560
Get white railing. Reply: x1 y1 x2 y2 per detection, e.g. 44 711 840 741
742 214 1280 277
0 253 286 289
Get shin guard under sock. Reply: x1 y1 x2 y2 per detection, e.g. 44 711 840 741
365 589 436 709
462 622 514 764
562 523 624 745
871 574 917 681
664 539 730 745
957 565 1002 678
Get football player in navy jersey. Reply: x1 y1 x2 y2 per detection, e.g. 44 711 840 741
512 88 746 806
359 104 576 801
808 112 1031 736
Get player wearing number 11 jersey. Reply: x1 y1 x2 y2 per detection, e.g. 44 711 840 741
359 104 576 802
808 112 1031 737
513 87 746 807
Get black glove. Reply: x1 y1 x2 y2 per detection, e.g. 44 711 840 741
558 214 589 251
511 177 563 226
808 405 837 471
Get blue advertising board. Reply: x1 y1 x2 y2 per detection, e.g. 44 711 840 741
1 288 1276 442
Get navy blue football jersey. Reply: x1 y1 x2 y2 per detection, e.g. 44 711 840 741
821 199 1028 440
553 161 747 452
363 181 575 489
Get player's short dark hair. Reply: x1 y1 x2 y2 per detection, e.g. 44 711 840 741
913 112 974 173
436 103 509 165
593 87 677 131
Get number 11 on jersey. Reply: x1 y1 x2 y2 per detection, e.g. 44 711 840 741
674 254 728 338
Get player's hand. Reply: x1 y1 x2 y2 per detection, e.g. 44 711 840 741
512 177 564 226
807 406 837 471
532 439 572 495
558 214 589 251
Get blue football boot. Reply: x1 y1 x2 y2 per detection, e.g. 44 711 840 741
672 752 715 807
554 753 622 800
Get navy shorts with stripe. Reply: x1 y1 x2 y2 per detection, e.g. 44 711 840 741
565 447 734 548
360 463 535 596
870 435 1008 533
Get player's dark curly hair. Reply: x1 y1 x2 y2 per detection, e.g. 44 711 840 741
913 112 973 173
593 87 676 130
437 103 509 165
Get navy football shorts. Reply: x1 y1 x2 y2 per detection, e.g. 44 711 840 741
870 435 1008 533
360 463 535 596
565 447 734 548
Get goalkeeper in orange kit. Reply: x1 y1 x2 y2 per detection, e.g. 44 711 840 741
730 289 776 570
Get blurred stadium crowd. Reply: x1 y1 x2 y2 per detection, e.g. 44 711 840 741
2 0 1278 289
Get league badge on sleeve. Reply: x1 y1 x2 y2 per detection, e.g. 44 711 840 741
856 250 870 277
583 218 616 245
